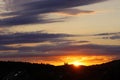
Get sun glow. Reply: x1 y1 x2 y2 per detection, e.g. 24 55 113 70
72 61 82 67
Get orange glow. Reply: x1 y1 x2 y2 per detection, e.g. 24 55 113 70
72 61 82 67
59 55 114 66
1 55 114 66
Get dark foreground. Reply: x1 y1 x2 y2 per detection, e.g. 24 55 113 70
0 60 120 80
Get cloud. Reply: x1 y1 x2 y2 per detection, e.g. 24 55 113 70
0 43 120 58
94 32 120 40
95 32 120 36
0 31 119 59
0 15 63 26
0 0 107 26
77 41 90 43
102 35 120 40
55 9 94 16
0 31 74 45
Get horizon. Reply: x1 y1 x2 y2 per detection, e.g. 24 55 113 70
0 58 118 66
0 59 120 67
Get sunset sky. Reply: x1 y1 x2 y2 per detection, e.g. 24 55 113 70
0 0 120 66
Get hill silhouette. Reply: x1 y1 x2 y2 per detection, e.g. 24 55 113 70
0 60 120 80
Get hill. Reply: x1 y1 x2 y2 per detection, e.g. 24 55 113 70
0 60 120 80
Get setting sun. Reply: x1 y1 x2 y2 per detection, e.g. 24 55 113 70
72 61 82 67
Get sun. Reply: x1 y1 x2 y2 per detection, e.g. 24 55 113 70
72 61 82 67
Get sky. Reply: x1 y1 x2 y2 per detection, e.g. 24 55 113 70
0 0 120 66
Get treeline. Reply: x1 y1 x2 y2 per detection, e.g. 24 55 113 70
0 60 120 80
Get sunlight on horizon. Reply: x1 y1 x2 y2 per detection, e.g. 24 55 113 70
0 55 115 66
24 55 115 66
70 61 84 67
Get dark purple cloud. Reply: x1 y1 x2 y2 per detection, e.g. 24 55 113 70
102 35 120 40
0 43 120 58
0 31 119 59
94 32 120 36
0 31 75 45
0 0 107 26
94 32 120 40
